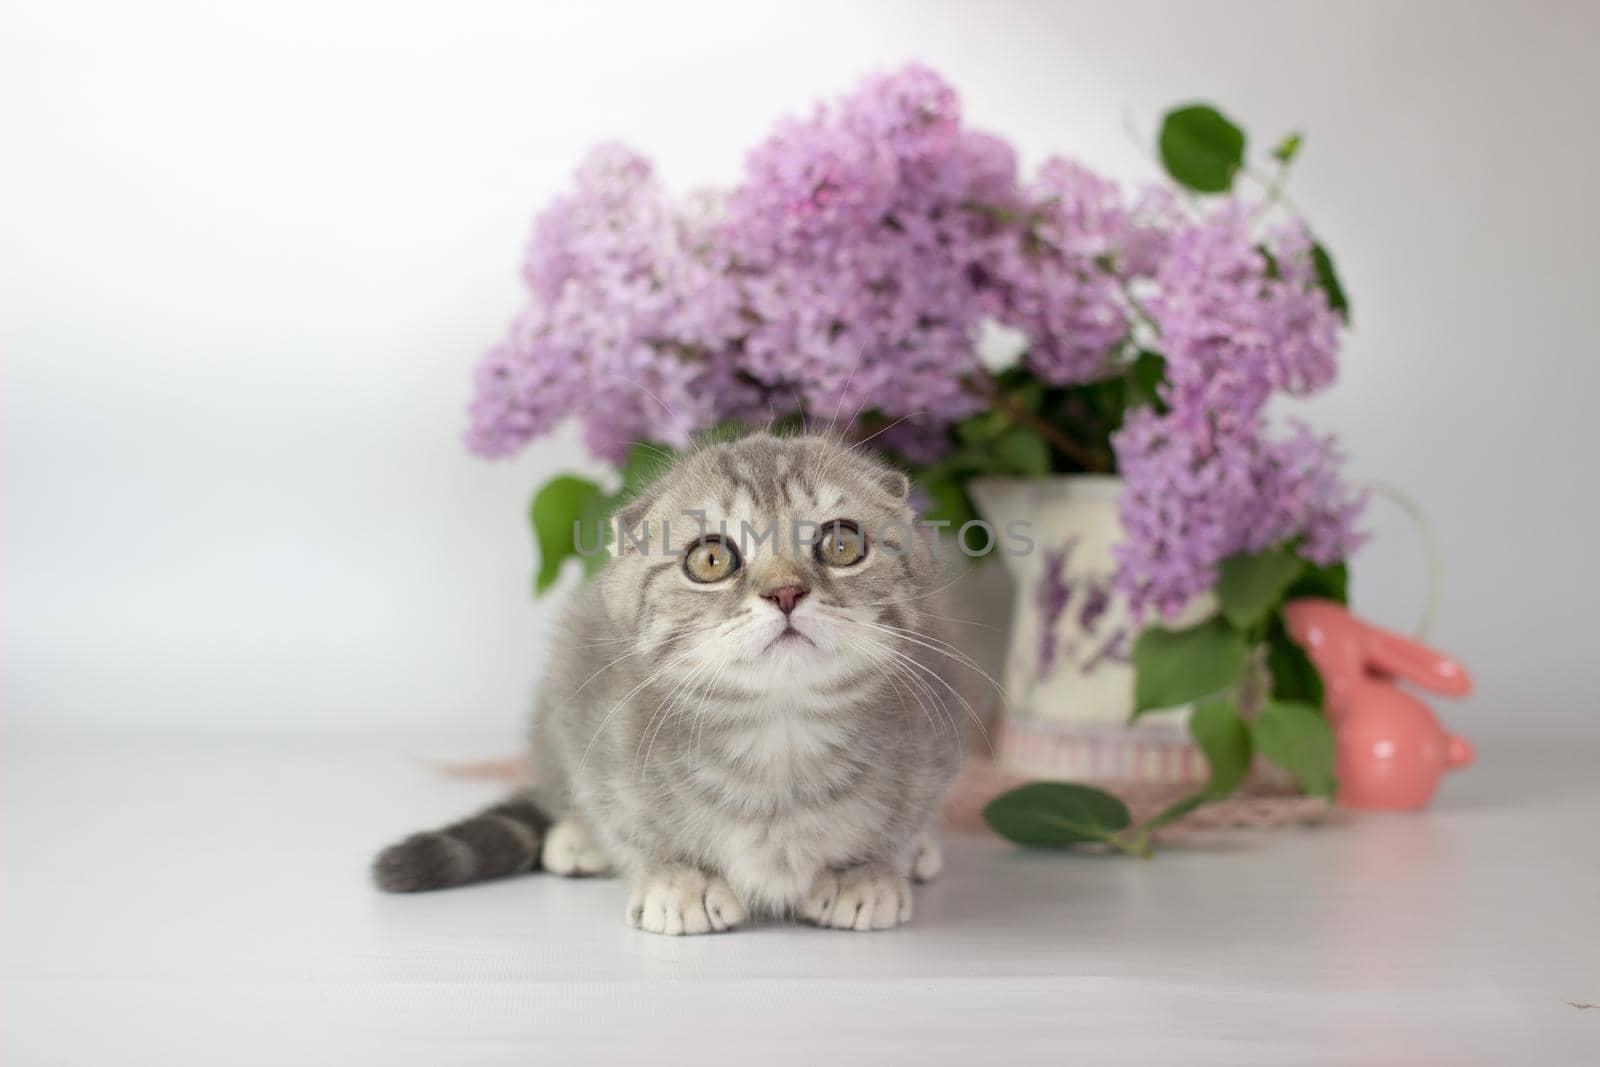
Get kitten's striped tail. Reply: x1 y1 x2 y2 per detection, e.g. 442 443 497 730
371 793 550 893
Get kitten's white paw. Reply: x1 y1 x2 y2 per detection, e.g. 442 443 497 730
910 832 943 883
540 819 613 877
626 868 746 935
802 864 912 931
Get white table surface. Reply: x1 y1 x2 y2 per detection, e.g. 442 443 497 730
2 726 1595 1065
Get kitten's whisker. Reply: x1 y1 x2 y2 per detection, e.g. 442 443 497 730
566 617 724 651
910 611 1005 633
614 373 683 426
687 656 732 770
830 602 1003 690
869 645 963 758
837 386 883 443
568 644 651 695
846 616 1008 701
578 645 701 775
637 655 716 775
788 387 810 436
852 632 956 740
892 652 990 756
649 623 744 775
826 339 869 434
849 411 923 451
662 653 728 768
818 595 1003 634
635 654 716 782
836 621 992 755
877 654 947 741
844 567 975 613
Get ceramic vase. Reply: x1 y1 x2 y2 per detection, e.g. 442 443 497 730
968 476 1210 786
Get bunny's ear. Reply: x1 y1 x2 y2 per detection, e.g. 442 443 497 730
1365 628 1473 696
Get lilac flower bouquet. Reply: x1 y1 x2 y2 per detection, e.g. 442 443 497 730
467 67 1367 848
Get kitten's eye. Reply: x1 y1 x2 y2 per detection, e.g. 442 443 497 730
683 536 741 583
814 520 867 568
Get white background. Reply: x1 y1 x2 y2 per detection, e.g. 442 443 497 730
4 0 1597 735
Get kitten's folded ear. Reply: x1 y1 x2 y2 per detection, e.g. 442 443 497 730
878 469 911 501
612 494 655 557
615 495 650 530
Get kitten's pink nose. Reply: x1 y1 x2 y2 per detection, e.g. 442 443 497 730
762 584 809 615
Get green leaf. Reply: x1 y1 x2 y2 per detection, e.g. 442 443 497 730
1266 553 1345 706
1311 241 1350 323
917 469 976 526
1251 700 1337 798
930 445 991 478
1126 791 1208 852
1271 132 1303 164
1132 617 1248 716
915 467 989 559
1158 104 1247 193
1216 548 1306 630
577 487 623 579
1189 698 1252 799
949 416 1050 477
1266 615 1324 707
1257 244 1281 281
991 425 1051 476
529 475 607 595
1009 378 1045 414
983 782 1132 847
1285 557 1349 605
1126 350 1168 411
579 546 610 579
955 410 1010 446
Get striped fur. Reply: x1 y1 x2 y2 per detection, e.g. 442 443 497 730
372 795 549 892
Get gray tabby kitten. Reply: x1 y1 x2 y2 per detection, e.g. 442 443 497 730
373 432 972 934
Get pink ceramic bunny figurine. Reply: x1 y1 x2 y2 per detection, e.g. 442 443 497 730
1282 599 1473 810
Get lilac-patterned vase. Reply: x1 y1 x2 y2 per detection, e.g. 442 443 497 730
969 476 1207 786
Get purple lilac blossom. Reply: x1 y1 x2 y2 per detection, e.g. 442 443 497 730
1147 206 1341 441
988 158 1130 385
466 145 748 462
1110 204 1360 619
1112 406 1366 619
463 65 1366 610
726 64 1017 425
